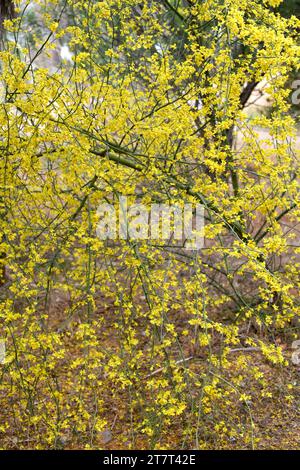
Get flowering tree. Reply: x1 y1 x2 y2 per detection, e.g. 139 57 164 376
0 0 300 449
